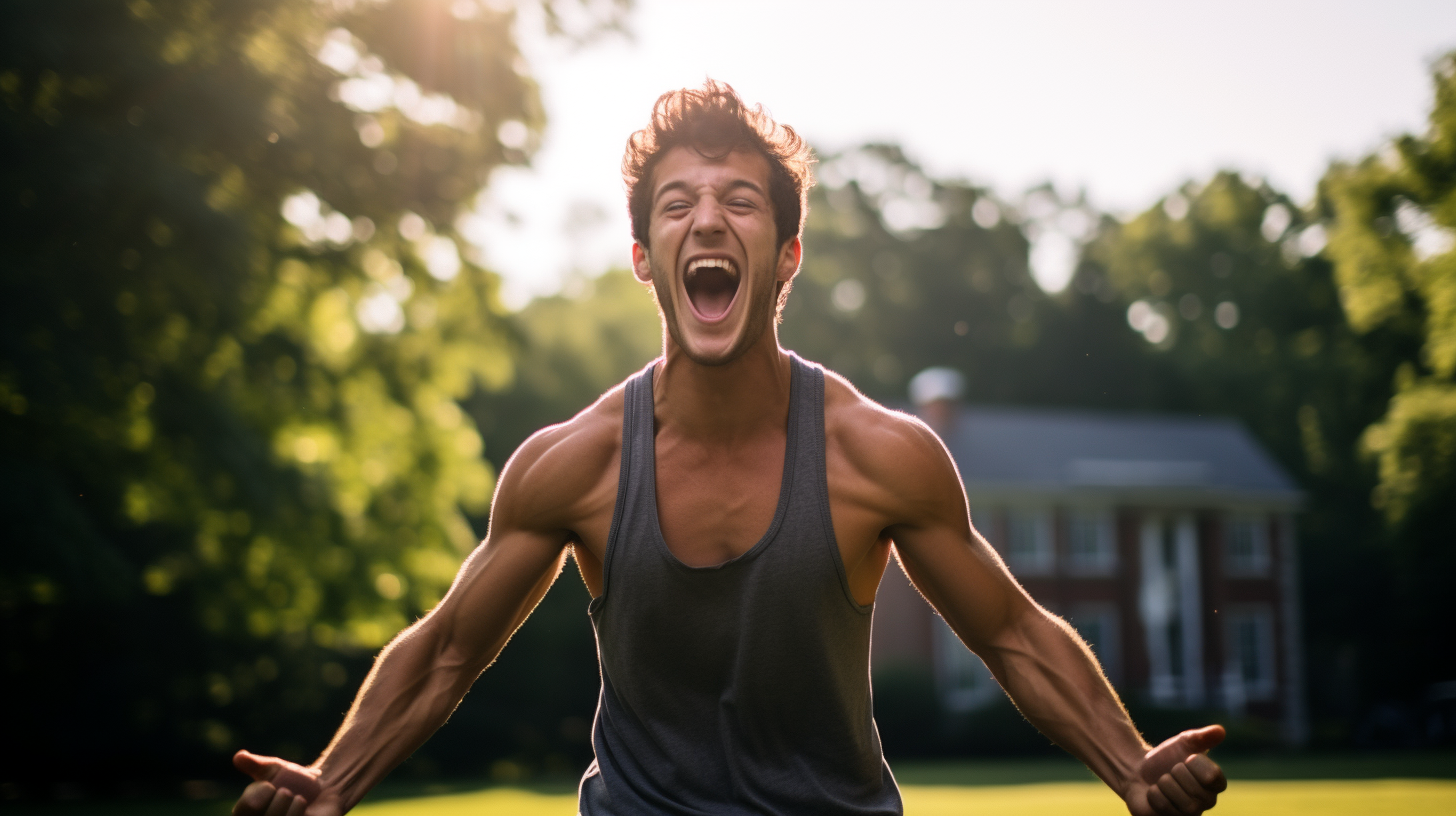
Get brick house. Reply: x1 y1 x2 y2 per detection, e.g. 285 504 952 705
872 370 1308 744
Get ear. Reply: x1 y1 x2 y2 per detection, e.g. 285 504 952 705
775 236 802 283
631 242 652 284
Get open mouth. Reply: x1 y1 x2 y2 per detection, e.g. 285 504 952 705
684 258 740 320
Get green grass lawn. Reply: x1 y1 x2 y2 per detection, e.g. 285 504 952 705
10 754 1455 815
350 778 1456 816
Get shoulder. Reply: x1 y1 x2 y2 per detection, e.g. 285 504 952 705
491 376 629 532
821 367 949 472
820 367 966 523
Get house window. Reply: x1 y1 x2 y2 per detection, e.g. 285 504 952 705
1226 514 1271 577
1070 603 1121 686
1140 514 1206 707
1005 507 1054 575
1067 508 1117 575
933 617 999 712
1225 605 1277 701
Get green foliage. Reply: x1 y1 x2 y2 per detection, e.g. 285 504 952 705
1317 51 1456 698
787 145 1155 409
469 269 661 461
788 145 1037 398
1080 171 1402 488
1323 52 1456 522
0 0 621 790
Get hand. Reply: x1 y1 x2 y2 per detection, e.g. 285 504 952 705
1123 725 1228 815
231 750 339 816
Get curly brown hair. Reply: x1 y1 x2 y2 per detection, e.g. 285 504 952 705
622 80 815 249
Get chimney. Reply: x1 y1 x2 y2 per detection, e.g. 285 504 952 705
909 366 965 437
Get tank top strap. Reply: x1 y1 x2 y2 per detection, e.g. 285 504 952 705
786 353 823 477
596 360 659 608
786 354 870 613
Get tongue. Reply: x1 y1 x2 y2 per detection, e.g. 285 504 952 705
688 268 736 319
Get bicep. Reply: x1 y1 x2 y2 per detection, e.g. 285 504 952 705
891 518 1032 654
424 445 576 672
880 437 1034 653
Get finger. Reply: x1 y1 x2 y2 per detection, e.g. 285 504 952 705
233 781 276 816
1181 724 1226 754
1170 762 1217 810
1145 784 1179 816
234 750 276 782
263 787 297 816
286 794 309 816
1157 773 1202 815
1185 754 1228 793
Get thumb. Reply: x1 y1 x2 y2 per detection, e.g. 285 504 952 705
1142 724 1226 781
1179 724 1226 754
233 750 279 782
233 750 323 802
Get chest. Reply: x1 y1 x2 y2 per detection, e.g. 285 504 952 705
652 430 787 568
570 409 892 607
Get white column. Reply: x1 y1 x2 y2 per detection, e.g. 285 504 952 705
1139 516 1176 705
1278 513 1310 746
1176 514 1205 707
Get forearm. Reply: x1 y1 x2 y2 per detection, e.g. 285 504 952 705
309 621 485 811
978 605 1148 795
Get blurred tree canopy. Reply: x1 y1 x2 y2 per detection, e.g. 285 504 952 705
469 268 661 460
785 145 1160 409
1319 52 1456 698
0 0 625 791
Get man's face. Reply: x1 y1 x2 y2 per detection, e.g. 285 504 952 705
632 146 801 366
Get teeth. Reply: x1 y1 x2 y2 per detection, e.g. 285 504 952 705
687 258 738 276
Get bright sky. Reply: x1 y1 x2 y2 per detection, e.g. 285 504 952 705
460 0 1456 306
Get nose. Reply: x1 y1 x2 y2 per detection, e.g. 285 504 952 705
691 196 727 243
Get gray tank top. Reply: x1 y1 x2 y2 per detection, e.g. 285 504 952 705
578 354 902 815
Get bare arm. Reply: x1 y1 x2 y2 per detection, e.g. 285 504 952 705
231 419 608 816
843 409 1226 815
886 470 1147 793
311 520 569 809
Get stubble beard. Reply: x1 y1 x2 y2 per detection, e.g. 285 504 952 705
652 260 777 368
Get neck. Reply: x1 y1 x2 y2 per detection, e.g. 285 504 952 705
653 327 792 442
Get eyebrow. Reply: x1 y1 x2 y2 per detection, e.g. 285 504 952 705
654 178 766 204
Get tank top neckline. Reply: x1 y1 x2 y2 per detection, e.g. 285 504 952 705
638 355 804 572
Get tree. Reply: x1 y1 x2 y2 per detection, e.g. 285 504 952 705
0 0 624 791
786 144 1155 409
1319 50 1456 702
469 268 662 461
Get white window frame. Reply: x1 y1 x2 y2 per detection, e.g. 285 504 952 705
1005 506 1054 576
1225 513 1272 577
1066 507 1118 576
1225 604 1277 701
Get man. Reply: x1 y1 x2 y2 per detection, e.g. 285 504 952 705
232 81 1228 816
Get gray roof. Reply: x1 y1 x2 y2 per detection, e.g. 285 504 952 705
938 406 1302 509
